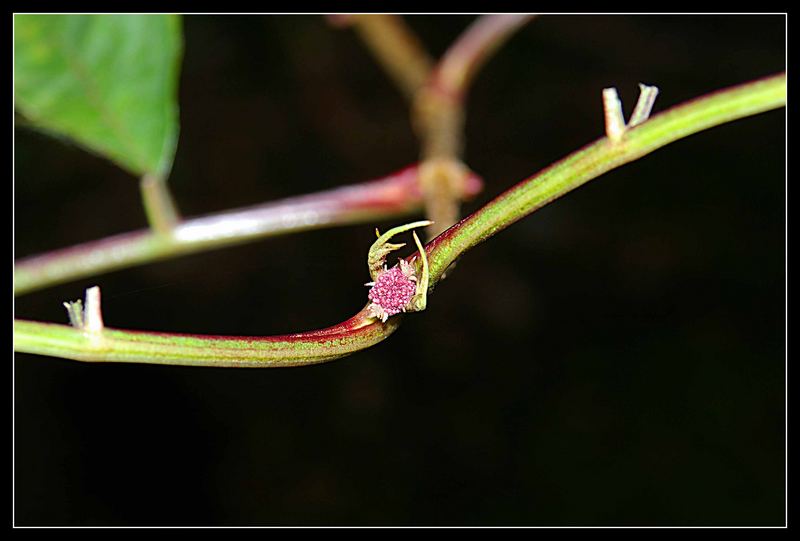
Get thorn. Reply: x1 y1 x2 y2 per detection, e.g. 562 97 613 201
63 286 105 347
603 87 626 143
83 286 104 334
63 299 84 329
628 83 660 128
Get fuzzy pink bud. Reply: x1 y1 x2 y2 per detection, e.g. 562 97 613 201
367 265 417 316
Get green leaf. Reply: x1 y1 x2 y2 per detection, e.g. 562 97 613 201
14 14 183 177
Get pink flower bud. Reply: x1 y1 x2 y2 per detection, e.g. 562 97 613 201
367 264 417 321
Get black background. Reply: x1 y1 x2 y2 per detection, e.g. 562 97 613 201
14 15 785 526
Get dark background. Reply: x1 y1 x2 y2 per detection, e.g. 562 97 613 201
14 15 785 526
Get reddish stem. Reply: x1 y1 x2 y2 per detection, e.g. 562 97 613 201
15 165 483 295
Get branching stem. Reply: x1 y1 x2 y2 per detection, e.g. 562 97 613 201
414 15 535 239
14 73 785 367
423 73 786 284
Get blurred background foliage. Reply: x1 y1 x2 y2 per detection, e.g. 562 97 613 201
14 15 785 525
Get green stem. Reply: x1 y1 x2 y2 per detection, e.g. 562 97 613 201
14 306 402 367
139 173 181 234
423 72 786 285
14 73 785 367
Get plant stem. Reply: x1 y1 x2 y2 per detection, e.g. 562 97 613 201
414 15 535 239
423 72 786 285
14 165 483 296
139 173 181 234
14 306 401 367
342 14 535 240
14 73 785 367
